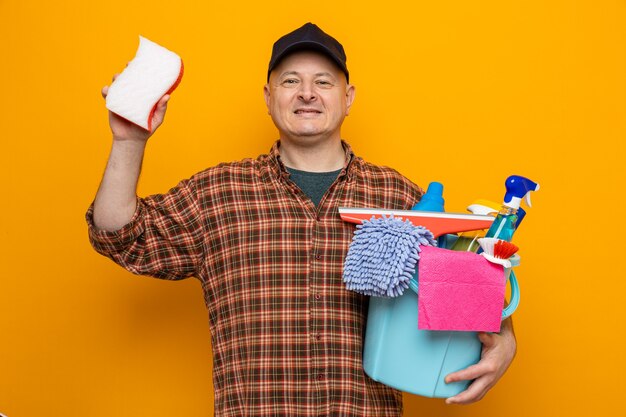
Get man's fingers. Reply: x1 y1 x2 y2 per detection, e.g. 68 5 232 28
158 94 170 108
103 72 121 98
478 332 497 346
154 95 169 118
444 333 497 383
445 362 486 384
149 94 171 130
445 377 490 405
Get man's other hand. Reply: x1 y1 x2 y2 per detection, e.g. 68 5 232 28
443 322 516 405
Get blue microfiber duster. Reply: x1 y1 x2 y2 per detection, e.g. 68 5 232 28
343 215 437 297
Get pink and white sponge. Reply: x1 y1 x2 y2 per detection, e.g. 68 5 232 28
105 36 183 131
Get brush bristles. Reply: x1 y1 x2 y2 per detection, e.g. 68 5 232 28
478 238 519 260
494 239 519 259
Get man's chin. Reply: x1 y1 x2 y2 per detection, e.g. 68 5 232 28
287 129 326 139
281 133 333 147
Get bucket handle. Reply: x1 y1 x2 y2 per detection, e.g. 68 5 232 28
408 268 520 321
501 269 520 319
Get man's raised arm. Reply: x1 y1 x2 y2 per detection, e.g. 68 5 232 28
92 76 170 231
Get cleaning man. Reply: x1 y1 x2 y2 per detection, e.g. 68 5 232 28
87 22 516 416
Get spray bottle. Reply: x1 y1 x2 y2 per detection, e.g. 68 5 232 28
484 175 540 243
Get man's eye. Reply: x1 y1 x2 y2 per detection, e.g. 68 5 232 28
316 80 333 87
282 79 298 85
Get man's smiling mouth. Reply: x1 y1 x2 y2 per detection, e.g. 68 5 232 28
294 108 322 114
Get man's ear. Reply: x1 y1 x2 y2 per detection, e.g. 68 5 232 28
345 84 356 115
263 83 271 114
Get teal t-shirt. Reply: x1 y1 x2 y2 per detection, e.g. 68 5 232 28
286 167 342 207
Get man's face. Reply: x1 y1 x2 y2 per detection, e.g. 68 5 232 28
264 50 355 144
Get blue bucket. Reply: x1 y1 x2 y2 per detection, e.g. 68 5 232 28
362 253 520 398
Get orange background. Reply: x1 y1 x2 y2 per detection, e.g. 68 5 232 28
1 1 624 416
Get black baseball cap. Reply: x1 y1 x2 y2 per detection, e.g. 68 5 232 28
267 23 349 82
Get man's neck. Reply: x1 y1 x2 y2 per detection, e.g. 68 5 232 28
278 138 346 172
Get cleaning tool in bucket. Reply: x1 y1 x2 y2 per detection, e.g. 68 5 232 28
411 182 448 247
483 175 539 243
342 181 448 297
411 182 445 212
343 216 436 297
106 36 184 131
478 238 519 268
338 208 494 238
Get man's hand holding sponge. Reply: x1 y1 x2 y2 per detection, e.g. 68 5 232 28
101 36 183 141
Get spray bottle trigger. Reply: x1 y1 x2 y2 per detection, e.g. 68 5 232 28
524 183 540 207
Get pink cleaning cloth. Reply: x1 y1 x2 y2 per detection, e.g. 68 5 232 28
417 246 506 332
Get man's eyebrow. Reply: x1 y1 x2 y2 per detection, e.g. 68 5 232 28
278 71 336 78
279 71 300 78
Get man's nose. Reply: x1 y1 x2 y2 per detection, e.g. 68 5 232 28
298 82 317 102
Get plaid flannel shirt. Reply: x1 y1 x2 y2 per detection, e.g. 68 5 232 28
86 140 423 417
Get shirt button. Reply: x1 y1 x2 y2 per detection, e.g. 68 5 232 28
315 253 321 260
314 293 321 301
317 374 324 381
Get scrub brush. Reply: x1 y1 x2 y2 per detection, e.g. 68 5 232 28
478 238 519 268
